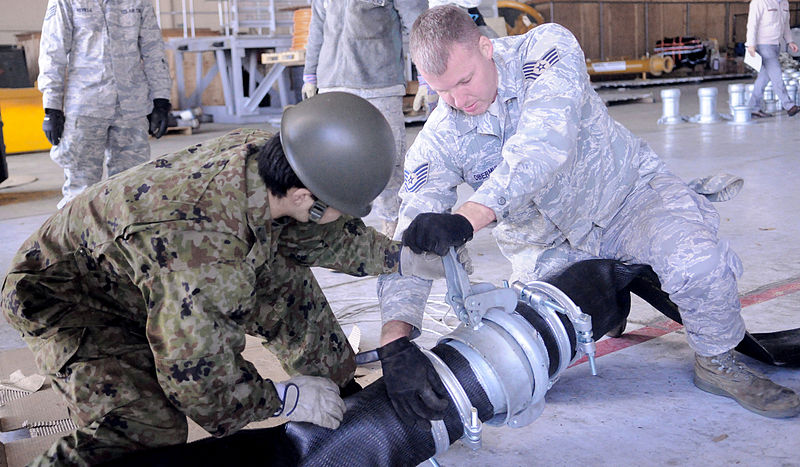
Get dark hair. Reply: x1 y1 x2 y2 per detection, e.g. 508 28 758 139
410 5 482 76
257 133 305 197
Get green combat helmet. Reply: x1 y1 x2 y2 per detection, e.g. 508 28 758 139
280 92 396 219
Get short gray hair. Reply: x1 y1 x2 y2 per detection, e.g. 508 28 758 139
410 5 482 76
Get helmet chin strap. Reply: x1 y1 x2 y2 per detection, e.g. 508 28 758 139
308 197 329 223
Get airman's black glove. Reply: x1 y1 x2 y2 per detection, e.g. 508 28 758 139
379 337 450 430
402 212 474 256
42 108 65 145
148 98 171 139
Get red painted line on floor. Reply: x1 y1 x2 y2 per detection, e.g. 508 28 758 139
569 275 800 367
739 275 800 307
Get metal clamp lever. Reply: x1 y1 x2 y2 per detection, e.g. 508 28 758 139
443 247 517 329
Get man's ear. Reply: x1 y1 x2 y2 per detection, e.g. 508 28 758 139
478 34 493 60
288 187 314 207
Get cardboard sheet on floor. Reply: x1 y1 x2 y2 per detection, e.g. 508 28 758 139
1 434 63 467
0 347 71 467
0 336 383 466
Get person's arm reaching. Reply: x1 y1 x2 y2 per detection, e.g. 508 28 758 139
302 0 325 98
377 116 465 428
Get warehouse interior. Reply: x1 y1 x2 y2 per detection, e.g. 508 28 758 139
1 1 799 466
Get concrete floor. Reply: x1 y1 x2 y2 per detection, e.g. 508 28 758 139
1 79 799 465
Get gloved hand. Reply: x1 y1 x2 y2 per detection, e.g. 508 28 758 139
273 375 346 429
402 212 474 256
42 108 65 146
147 98 171 139
379 337 449 430
302 82 318 100
399 245 473 280
412 84 438 112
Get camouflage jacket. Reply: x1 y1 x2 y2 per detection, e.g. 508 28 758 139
304 0 426 89
380 23 669 333
38 0 172 118
3 129 399 436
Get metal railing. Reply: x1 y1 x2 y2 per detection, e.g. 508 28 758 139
154 0 296 38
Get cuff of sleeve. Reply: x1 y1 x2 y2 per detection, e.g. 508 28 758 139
380 307 423 340
303 74 317 84
42 96 63 112
264 380 285 417
468 190 511 222
378 273 430 340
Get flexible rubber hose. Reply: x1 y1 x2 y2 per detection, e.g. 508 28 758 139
109 260 642 465
107 300 590 466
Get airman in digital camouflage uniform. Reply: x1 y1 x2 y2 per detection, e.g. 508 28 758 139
375 5 800 426
302 0 427 237
1 94 444 465
38 0 173 209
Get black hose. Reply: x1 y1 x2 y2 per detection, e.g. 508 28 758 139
108 260 643 466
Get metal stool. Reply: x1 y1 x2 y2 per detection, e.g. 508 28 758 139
658 88 685 124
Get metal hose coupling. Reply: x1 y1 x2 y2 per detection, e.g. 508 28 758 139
511 280 598 376
422 249 599 461
421 348 482 452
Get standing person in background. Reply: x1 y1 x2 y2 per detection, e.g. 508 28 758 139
745 0 800 117
302 0 427 237
39 0 173 209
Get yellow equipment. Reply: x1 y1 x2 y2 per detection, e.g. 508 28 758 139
0 87 51 154
586 56 675 77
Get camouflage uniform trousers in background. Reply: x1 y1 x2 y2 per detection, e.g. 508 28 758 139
319 88 406 223
367 95 406 224
52 109 150 209
2 253 355 466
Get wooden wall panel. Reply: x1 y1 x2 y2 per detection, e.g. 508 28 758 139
552 3 602 60
653 3 689 40
532 0 800 60
603 3 644 59
730 2 751 44
687 4 727 42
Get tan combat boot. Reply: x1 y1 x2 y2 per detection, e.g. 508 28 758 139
694 350 800 418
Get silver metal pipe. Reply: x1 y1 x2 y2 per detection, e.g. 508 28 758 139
728 83 746 112
658 88 684 124
786 81 798 106
693 87 722 123
729 105 753 125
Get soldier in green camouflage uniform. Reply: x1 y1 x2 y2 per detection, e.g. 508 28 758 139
1 93 418 465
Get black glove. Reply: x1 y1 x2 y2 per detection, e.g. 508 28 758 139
378 337 449 430
147 98 171 139
42 108 65 146
402 212 474 256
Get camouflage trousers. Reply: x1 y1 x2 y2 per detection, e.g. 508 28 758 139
366 95 406 223
525 171 747 357
1 255 355 465
51 110 150 209
319 88 406 223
